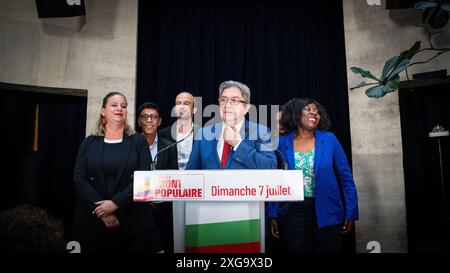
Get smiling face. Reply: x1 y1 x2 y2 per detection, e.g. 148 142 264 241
101 94 127 125
138 107 161 136
219 87 251 125
300 103 321 131
174 92 196 120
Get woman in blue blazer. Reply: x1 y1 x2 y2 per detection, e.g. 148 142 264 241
268 98 358 253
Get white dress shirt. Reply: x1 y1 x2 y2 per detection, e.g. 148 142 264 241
176 129 193 170
149 134 158 163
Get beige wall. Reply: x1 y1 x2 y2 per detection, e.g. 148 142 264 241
0 0 138 133
344 0 450 252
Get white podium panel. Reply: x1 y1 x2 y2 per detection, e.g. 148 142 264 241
134 170 303 253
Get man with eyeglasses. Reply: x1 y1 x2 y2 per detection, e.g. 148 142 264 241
185 80 277 253
136 102 177 253
186 80 277 170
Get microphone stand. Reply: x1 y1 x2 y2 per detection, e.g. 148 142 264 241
150 127 194 171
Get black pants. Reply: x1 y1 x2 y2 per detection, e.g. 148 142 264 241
151 202 174 253
279 198 342 253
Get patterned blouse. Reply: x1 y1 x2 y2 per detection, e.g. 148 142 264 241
294 149 315 197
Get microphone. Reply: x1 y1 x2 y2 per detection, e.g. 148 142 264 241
150 127 194 171
245 127 288 170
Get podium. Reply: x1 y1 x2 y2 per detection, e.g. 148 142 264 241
134 169 303 253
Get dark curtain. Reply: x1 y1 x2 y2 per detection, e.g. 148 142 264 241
136 0 354 252
37 93 87 239
0 90 38 209
399 83 450 253
0 90 86 241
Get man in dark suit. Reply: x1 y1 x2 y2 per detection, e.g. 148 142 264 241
137 102 178 253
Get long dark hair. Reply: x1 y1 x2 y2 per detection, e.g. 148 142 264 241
279 97 331 135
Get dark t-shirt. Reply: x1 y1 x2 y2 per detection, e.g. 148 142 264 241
102 142 123 199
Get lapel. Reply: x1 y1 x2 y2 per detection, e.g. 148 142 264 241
221 119 250 169
285 132 296 170
212 123 222 168
223 119 249 169
156 137 166 169
191 124 198 145
93 136 107 196
242 119 250 140
313 130 324 179
113 134 132 191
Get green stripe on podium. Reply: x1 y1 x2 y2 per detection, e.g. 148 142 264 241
185 219 260 248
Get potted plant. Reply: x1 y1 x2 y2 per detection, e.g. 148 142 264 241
350 0 450 98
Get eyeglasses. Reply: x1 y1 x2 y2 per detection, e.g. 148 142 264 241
302 106 320 115
218 97 248 105
139 114 160 120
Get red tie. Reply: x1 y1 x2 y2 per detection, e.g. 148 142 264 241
221 141 232 169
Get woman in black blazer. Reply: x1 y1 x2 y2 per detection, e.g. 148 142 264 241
73 92 162 253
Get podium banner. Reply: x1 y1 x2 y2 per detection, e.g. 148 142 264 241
133 169 303 202
134 169 303 253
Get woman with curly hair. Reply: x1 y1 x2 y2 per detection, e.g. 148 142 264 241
268 98 359 253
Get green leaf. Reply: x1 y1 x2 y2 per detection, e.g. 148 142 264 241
383 75 400 93
350 67 381 82
364 75 400 98
399 41 421 61
382 42 418 82
441 3 450 12
388 59 410 80
365 85 386 98
350 81 378 90
415 1 438 10
428 7 449 29
381 56 399 81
